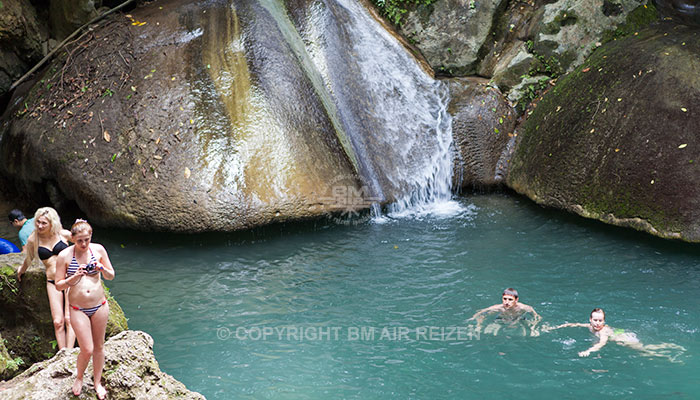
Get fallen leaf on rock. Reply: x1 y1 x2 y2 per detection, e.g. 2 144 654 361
582 67 590 73
184 167 191 179
103 131 111 142
679 144 687 149
153 155 163 160
681 107 687 112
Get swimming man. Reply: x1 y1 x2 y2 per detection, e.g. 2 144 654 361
469 288 542 336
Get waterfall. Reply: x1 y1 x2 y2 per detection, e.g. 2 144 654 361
226 0 461 219
285 0 460 218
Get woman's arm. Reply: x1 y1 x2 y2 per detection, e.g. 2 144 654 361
55 248 84 291
94 244 115 281
17 233 37 281
542 322 588 332
579 332 610 357
60 229 72 243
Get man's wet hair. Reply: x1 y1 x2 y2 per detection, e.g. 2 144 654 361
503 288 519 299
8 209 25 222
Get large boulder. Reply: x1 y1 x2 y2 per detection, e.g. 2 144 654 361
0 330 206 399
447 77 516 189
0 0 47 97
0 253 127 379
507 22 700 241
0 1 359 232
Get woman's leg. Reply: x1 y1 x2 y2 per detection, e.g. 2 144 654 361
46 282 66 349
63 290 76 349
90 302 110 399
70 307 94 396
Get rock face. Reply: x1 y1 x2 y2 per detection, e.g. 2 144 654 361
654 0 700 23
402 0 659 106
399 0 507 75
0 0 47 97
49 0 99 41
0 253 127 379
507 22 700 241
0 330 206 399
447 78 516 189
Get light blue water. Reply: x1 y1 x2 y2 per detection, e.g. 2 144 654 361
103 194 700 399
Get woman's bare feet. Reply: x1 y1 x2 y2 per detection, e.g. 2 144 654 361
71 378 83 396
95 383 107 400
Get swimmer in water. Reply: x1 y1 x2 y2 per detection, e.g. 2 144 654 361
469 288 542 336
544 308 685 361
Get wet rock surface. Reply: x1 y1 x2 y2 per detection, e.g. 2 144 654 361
0 330 206 399
447 78 516 189
654 0 700 23
507 22 700 241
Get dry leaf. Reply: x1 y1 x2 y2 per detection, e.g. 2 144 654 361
184 167 191 179
678 144 688 149
103 131 111 142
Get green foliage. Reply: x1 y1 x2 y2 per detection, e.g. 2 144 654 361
517 78 550 113
371 0 438 26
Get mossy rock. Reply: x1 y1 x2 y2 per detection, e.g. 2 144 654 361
0 332 24 381
507 22 700 241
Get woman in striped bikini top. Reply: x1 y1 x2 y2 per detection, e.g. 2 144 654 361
55 219 115 399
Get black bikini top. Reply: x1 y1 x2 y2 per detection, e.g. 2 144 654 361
38 240 69 260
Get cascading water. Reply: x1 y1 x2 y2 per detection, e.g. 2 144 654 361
278 0 460 218
202 0 461 222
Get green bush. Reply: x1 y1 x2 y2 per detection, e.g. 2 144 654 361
371 0 439 26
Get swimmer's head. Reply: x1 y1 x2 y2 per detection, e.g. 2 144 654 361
502 288 519 309
589 308 606 331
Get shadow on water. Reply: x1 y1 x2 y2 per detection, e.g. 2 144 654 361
98 188 700 259
502 190 700 258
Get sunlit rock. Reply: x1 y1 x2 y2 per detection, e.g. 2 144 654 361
0 330 205 399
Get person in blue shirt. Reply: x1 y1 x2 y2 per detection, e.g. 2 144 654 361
8 209 35 251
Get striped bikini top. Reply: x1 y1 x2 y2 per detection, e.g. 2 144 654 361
67 247 99 277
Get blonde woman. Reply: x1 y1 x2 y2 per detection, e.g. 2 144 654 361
56 219 114 399
17 207 75 349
